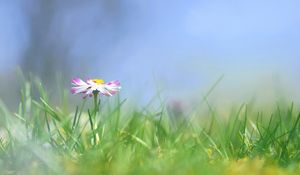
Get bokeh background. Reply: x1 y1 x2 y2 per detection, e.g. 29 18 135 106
0 0 300 110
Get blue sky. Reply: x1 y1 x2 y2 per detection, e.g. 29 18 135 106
0 0 300 105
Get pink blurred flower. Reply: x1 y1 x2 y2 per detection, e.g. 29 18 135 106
71 78 121 98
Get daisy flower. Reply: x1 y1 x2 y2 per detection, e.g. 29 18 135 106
71 78 121 98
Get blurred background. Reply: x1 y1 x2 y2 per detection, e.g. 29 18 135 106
0 0 300 110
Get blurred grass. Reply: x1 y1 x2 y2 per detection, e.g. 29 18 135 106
1 77 300 174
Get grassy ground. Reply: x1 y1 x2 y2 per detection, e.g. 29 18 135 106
1 78 300 175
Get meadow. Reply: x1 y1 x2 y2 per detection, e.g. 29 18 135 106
1 77 300 175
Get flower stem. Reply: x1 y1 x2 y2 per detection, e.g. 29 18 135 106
92 91 100 145
93 92 99 115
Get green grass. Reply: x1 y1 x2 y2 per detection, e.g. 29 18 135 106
1 78 300 175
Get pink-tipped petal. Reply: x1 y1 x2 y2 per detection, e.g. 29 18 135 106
85 88 94 96
102 90 112 96
71 87 77 94
103 82 121 96
71 86 86 94
86 79 95 85
72 78 87 86
106 80 120 86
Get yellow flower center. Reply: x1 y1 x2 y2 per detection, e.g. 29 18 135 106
92 79 105 84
